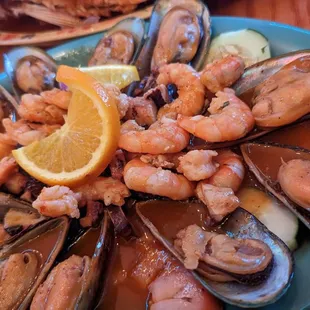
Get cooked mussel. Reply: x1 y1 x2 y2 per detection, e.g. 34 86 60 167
241 141 310 230
88 18 146 66
0 192 46 245
4 46 57 98
136 200 293 307
135 0 211 77
0 216 69 310
31 210 115 309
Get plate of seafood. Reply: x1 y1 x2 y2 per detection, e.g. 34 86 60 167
1 0 310 309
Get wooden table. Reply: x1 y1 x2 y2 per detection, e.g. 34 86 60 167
0 0 309 71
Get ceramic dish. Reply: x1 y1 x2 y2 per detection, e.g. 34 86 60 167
1 16 310 310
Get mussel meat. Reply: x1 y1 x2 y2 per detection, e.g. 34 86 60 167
88 18 146 67
135 0 211 77
0 216 69 309
31 210 115 309
0 193 46 245
136 200 293 307
4 47 57 98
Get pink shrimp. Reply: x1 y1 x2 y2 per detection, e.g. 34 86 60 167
40 88 72 110
119 117 190 154
32 186 81 218
178 88 255 142
123 158 195 200
201 55 245 93
196 183 240 222
208 149 245 192
156 63 205 118
0 157 18 186
19 93 66 125
177 150 219 181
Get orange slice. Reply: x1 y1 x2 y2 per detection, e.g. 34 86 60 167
13 65 120 187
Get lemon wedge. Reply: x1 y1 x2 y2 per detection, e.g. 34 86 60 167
13 65 120 187
79 65 140 89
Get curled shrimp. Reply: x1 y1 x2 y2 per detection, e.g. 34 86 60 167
3 118 60 146
177 150 219 181
32 186 81 218
123 158 195 200
208 149 245 192
178 88 255 142
19 93 66 125
0 157 18 186
194 150 243 222
119 117 190 154
201 55 245 93
196 183 239 222
40 88 72 110
156 63 205 118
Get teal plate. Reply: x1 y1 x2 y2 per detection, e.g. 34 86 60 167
1 16 310 310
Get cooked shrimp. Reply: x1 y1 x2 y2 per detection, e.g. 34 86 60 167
196 183 239 222
156 63 205 118
40 88 72 110
119 117 190 154
124 158 194 200
208 149 245 192
0 135 15 159
19 94 66 125
140 153 184 169
125 96 158 126
201 55 245 93
5 172 27 195
149 269 221 310
177 150 219 181
278 159 310 210
74 177 130 207
0 157 18 186
32 186 81 218
3 118 60 146
178 88 255 142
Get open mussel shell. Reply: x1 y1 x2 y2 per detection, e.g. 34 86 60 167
0 216 69 309
4 46 57 99
135 0 211 78
75 211 115 309
136 200 293 308
0 192 46 246
241 141 310 230
190 50 310 150
48 210 115 309
233 49 310 96
88 18 146 66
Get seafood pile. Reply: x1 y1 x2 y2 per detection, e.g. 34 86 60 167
0 0 151 27
0 0 310 308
